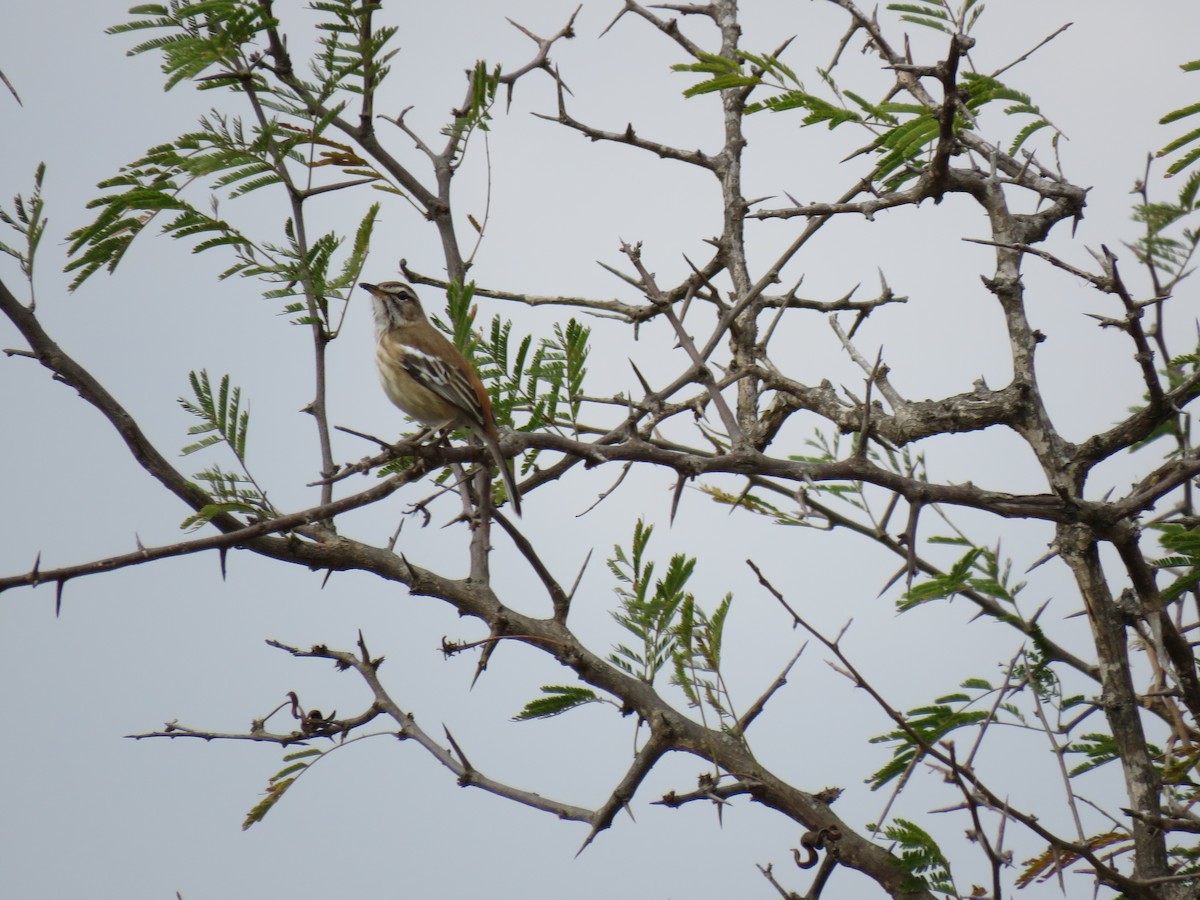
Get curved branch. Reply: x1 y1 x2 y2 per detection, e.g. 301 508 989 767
0 276 226 525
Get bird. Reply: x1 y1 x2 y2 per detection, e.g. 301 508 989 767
360 280 521 516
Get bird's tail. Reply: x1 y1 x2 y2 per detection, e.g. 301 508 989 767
481 430 522 517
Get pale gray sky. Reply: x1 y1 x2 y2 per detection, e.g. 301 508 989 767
2 2 1198 898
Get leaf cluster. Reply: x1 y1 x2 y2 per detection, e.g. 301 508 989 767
886 0 984 37
882 817 957 895
178 369 274 528
309 0 396 104
0 162 48 285
513 685 602 721
268 203 379 327
871 73 1059 190
672 36 1060 191
242 747 321 829
1153 522 1200 603
1016 832 1128 889
1159 59 1200 178
71 1 395 296
608 519 694 685
673 50 861 129
64 118 259 289
868 688 991 791
443 61 501 167
111 1 278 91
1129 171 1200 279
899 535 1024 611
1060 725 1200 879
517 521 734 724
670 590 734 725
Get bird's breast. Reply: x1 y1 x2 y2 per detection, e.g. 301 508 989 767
375 337 460 428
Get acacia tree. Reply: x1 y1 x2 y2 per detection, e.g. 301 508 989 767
4 1 1200 898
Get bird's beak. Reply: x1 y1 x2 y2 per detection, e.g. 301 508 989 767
359 282 379 294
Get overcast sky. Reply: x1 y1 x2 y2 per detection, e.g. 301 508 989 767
2 2 1199 898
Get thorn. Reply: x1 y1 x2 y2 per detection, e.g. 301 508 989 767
628 360 653 395
877 563 907 598
357 629 371 663
1025 545 1059 574
567 548 592 604
847 309 867 340
727 480 753 516
470 659 487 689
321 568 335 589
833 619 853 645
444 725 473 772
1029 599 1051 626
670 474 687 524
575 825 602 858
30 551 41 586
599 3 628 38
471 641 497 689
218 546 228 581
55 578 65 617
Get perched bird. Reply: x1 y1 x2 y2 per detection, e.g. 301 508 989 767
360 280 521 516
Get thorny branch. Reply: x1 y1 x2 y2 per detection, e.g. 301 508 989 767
750 560 1142 895
6 1 1200 897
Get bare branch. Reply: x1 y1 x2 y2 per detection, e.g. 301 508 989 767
271 640 596 822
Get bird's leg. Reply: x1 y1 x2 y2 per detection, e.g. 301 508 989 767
429 428 482 526
400 424 439 449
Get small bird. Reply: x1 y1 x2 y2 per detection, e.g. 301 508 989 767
360 280 521 516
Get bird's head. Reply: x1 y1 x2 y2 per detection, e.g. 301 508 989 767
360 281 428 337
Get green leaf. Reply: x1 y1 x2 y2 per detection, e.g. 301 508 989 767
180 370 250 460
109 0 281 92
64 125 258 288
868 701 989 790
606 520 698 684
1010 119 1050 155
1161 101 1200 127
242 746 323 830
899 539 1023 610
1156 60 1200 176
334 202 379 299
682 72 760 97
672 52 761 98
746 89 861 128
180 499 257 530
176 370 273 527
0 162 48 285
513 685 601 721
1065 732 1119 777
283 748 323 761
883 818 956 894
242 776 295 829
440 60 499 158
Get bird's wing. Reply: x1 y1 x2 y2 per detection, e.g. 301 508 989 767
400 342 489 425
